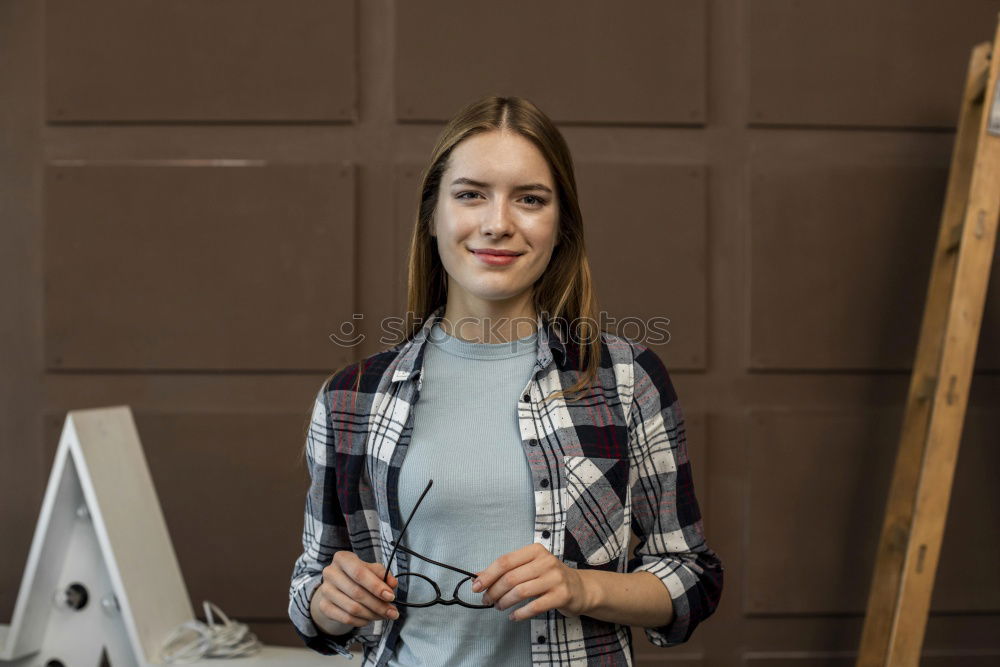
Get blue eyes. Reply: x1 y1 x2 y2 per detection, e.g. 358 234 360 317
456 191 547 207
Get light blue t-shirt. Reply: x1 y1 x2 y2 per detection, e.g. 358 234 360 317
388 321 537 667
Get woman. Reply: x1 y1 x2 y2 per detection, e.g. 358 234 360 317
288 95 723 666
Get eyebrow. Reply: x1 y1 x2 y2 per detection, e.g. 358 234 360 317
449 177 553 195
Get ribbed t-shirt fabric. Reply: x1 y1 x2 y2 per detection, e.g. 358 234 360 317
387 321 538 667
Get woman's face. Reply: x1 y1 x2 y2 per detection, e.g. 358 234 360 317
431 129 559 317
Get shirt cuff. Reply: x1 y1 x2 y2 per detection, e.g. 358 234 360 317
288 573 365 657
629 552 723 647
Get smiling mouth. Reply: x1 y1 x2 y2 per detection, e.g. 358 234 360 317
468 249 524 257
469 249 523 265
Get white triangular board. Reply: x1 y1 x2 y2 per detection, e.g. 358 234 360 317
0 406 350 666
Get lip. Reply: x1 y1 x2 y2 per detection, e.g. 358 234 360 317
469 248 524 256
469 248 523 266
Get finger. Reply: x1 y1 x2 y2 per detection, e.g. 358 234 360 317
482 559 546 607
366 564 398 599
333 551 398 599
329 565 398 618
474 543 544 593
494 563 562 610
495 572 551 611
316 588 370 628
326 584 397 624
508 591 558 622
366 562 399 591
349 558 398 602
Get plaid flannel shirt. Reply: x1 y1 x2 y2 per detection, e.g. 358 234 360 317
288 305 723 666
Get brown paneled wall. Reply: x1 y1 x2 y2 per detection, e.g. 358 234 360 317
2 0 999 664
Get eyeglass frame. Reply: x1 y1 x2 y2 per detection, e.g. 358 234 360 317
381 479 493 609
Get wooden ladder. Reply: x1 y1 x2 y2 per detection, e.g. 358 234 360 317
856 14 1000 667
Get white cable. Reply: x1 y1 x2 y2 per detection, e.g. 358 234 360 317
160 600 263 663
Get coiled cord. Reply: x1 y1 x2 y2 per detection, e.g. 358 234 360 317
160 600 262 663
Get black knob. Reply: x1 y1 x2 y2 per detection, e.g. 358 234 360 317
63 583 88 610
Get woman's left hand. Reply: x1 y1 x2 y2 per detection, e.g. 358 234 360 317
471 543 593 621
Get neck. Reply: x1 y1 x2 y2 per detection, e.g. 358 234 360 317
439 295 538 343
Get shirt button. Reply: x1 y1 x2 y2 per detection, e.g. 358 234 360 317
541 530 551 538
522 393 531 403
537 635 546 644
540 479 549 488
528 438 538 446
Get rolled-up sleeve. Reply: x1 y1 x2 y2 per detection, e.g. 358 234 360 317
288 381 364 657
625 343 724 647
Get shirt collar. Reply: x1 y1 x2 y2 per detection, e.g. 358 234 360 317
390 304 568 383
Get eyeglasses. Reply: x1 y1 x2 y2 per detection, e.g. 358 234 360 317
381 479 492 609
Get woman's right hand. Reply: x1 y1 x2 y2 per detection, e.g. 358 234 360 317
310 549 400 633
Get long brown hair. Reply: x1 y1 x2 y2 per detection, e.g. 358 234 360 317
346 95 604 406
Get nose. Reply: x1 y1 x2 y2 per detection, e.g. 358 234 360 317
481 199 515 238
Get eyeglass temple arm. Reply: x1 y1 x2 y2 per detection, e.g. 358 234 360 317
388 541 479 580
383 479 434 583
